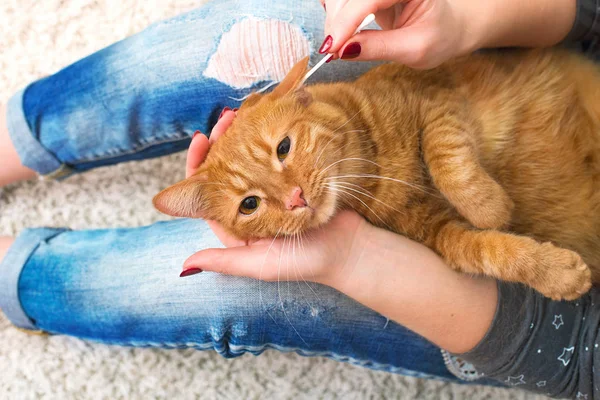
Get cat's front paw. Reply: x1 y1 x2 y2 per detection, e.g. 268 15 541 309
529 244 592 301
465 183 514 230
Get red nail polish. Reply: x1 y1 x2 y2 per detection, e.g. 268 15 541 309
319 35 333 54
326 55 333 64
323 2 326 11
180 268 203 277
233 108 239 112
192 130 202 139
218 107 232 120
341 42 361 59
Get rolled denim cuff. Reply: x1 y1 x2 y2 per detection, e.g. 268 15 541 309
6 88 74 180
0 227 69 329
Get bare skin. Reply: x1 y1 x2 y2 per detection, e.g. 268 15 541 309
321 0 576 69
0 237 15 266
0 103 36 187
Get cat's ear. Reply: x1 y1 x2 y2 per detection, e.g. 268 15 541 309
153 173 209 218
271 56 310 98
294 87 313 107
240 92 263 110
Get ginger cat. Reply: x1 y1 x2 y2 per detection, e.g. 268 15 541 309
154 48 600 301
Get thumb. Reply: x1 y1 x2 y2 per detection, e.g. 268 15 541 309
186 132 210 178
338 27 433 68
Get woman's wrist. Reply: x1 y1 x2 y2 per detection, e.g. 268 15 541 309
329 225 498 354
457 0 576 52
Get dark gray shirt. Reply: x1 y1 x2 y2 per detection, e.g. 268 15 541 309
457 283 599 399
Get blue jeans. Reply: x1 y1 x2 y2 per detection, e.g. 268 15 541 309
0 0 494 386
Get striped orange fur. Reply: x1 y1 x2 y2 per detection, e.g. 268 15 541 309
155 48 600 300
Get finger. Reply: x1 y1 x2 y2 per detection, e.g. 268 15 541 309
183 243 291 282
374 8 396 30
206 220 247 248
338 26 433 67
327 0 400 53
209 110 236 145
324 0 347 24
186 133 210 178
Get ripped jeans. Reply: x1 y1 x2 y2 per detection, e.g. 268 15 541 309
0 0 492 384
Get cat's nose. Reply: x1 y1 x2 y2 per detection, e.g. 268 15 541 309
286 187 307 210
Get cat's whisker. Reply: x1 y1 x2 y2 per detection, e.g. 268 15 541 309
326 181 406 215
313 129 366 168
259 227 282 325
286 235 292 327
299 230 322 288
291 233 313 311
294 231 323 305
329 181 375 196
319 157 382 177
331 101 372 135
277 235 308 346
326 174 440 197
325 184 392 230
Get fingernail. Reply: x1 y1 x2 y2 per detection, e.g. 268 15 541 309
326 55 334 64
180 268 203 277
218 107 232 120
323 2 326 11
341 42 361 59
192 130 202 140
319 35 333 54
232 108 239 113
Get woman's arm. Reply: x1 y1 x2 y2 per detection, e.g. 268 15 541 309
331 223 599 398
329 221 498 355
319 0 577 68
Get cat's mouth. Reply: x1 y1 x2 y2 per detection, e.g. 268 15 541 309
295 187 338 232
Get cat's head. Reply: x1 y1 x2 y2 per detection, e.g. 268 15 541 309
154 57 352 239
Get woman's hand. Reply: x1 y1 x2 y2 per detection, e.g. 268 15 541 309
184 209 372 287
320 0 576 69
186 109 247 248
185 110 372 285
320 0 474 69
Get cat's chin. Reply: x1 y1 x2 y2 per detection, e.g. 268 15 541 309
303 190 338 231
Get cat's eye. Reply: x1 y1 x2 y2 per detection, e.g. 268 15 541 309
239 196 261 215
277 136 291 161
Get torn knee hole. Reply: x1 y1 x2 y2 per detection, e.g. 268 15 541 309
204 18 310 89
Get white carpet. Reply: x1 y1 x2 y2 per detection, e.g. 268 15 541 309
0 1 546 399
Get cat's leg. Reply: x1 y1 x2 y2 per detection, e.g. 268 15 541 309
3 0 381 184
421 109 514 230
0 219 478 385
431 221 592 300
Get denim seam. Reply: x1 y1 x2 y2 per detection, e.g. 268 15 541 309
6 87 65 176
68 132 190 164
37 333 455 381
0 228 70 329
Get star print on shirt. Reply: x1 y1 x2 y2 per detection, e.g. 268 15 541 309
505 375 526 386
536 381 547 387
576 392 588 399
553 314 564 329
558 347 575 366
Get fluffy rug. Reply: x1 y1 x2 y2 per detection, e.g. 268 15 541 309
0 1 545 399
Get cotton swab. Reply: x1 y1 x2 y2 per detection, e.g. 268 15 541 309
302 13 376 83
